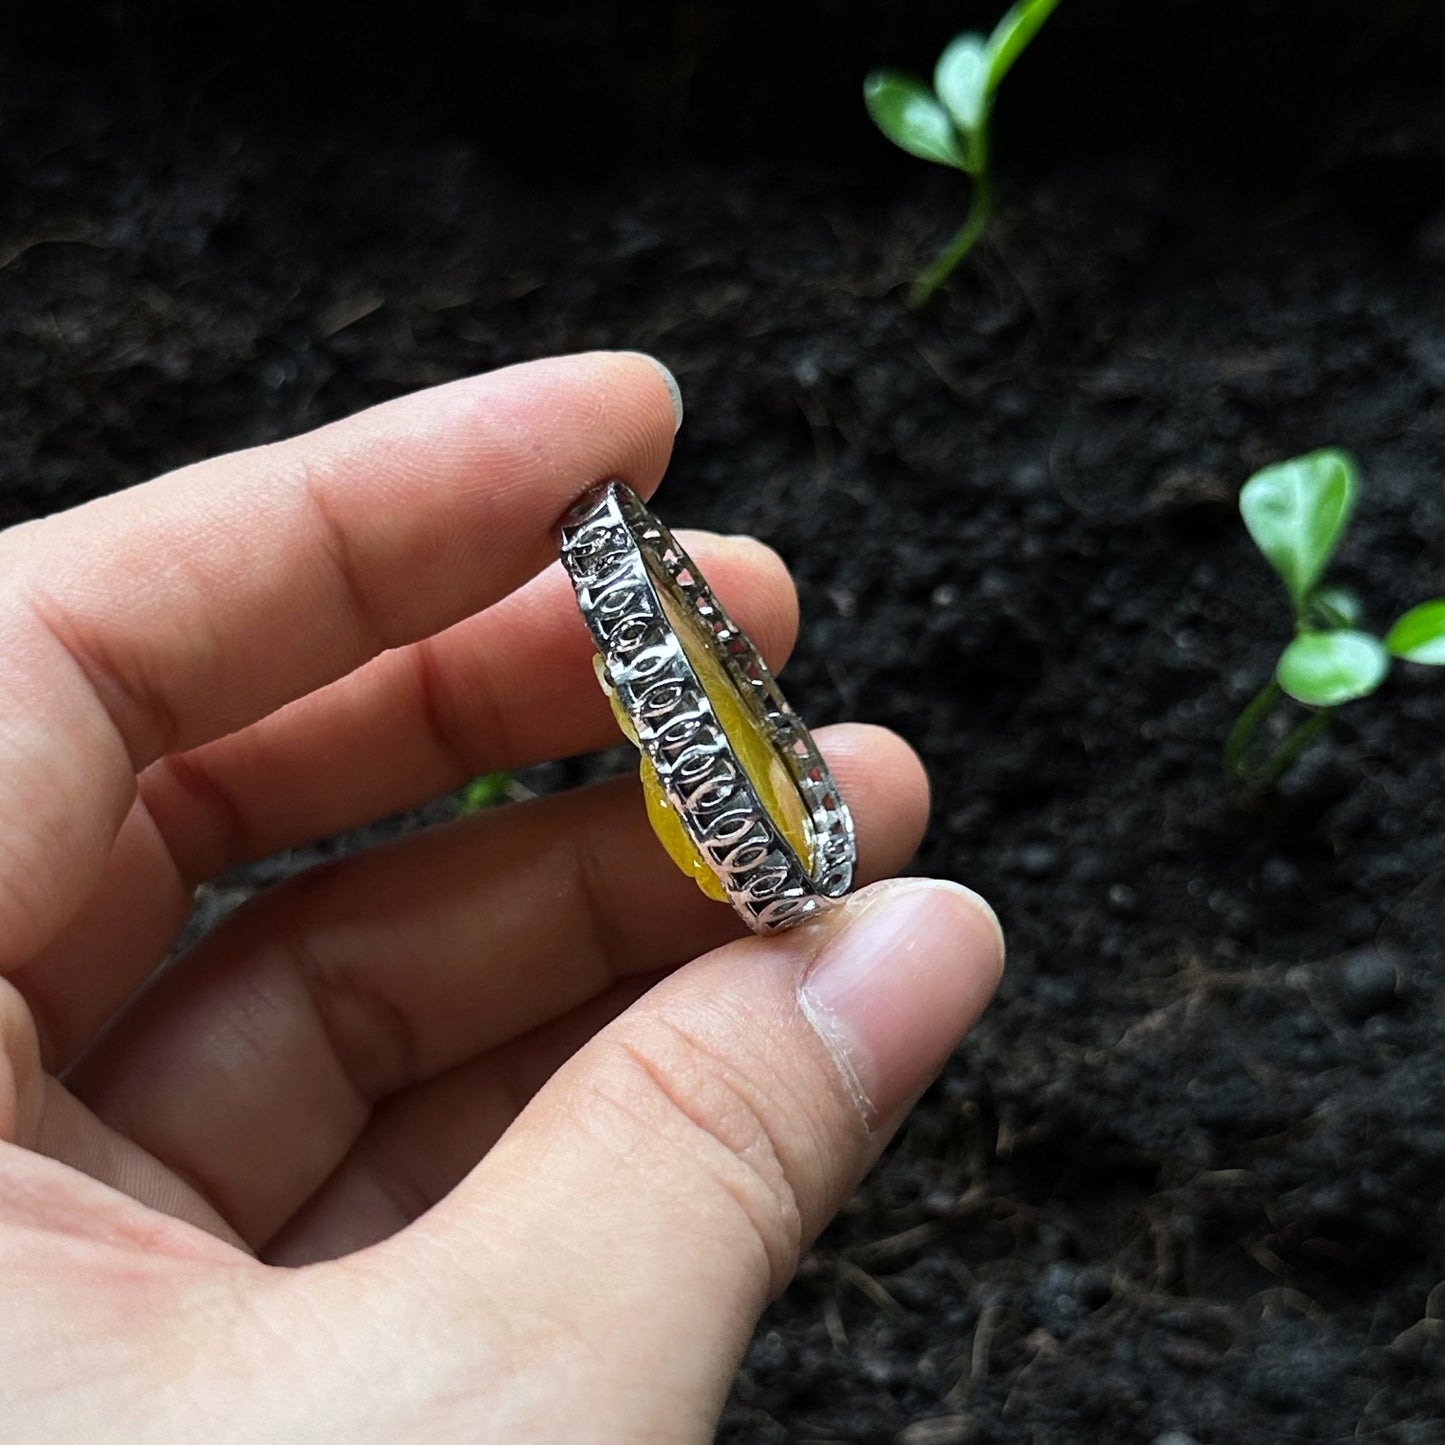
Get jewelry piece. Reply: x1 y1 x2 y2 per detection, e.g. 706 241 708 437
558 480 856 934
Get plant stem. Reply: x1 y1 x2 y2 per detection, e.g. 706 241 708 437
1224 677 1334 788
1224 680 1283 781
907 166 996 311
1254 708 1333 787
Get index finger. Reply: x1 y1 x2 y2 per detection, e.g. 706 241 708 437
0 351 680 966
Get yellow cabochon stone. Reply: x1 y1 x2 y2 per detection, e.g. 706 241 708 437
594 581 814 901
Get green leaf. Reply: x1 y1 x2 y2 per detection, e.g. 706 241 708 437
986 0 1065 96
1385 598 1445 664
1277 630 1390 706
1240 449 1359 614
864 72 968 170
933 33 990 155
1309 584 1364 629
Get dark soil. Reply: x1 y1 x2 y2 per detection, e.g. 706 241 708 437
6 8 1445 1441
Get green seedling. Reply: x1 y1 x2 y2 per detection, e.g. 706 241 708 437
457 772 512 814
1226 448 1445 786
864 0 1062 309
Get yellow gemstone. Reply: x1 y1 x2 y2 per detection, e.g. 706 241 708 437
594 584 814 901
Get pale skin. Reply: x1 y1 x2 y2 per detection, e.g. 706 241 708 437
0 352 1003 1442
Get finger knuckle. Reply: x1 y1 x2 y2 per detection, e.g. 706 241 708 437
23 566 207 767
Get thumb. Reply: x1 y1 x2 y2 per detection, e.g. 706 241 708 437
383 877 1003 1440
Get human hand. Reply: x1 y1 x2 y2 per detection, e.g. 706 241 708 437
0 352 1003 1442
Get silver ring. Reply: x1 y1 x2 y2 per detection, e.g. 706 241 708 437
558 480 856 934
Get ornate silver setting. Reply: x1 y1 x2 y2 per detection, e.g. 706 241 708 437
558 480 856 934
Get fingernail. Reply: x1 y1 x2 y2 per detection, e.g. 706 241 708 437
799 879 1005 1125
620 351 684 433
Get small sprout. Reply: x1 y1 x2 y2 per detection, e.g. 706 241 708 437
864 0 1062 309
457 772 512 814
1226 449 1445 786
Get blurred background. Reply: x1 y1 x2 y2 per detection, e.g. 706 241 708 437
5 3 1445 1441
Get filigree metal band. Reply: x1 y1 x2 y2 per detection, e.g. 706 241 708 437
558 480 856 934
